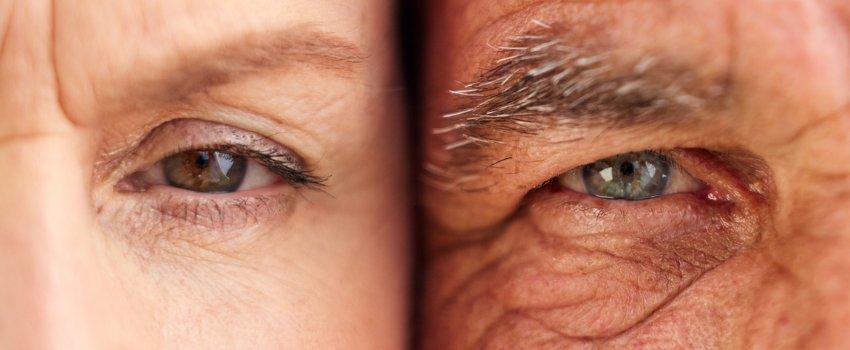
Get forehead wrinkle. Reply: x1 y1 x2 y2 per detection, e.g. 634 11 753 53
100 27 364 115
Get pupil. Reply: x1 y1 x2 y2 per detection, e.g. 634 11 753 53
619 162 635 176
195 153 210 169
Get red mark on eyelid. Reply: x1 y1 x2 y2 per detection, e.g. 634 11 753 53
696 185 732 204
668 148 764 204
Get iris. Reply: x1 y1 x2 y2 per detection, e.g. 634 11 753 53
581 151 670 200
163 150 247 193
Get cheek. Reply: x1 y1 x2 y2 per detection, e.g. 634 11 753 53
423 186 757 348
151 262 320 348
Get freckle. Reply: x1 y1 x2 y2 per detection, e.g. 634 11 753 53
96 206 104 214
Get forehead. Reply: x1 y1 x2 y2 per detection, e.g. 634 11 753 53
52 0 382 124
55 0 373 53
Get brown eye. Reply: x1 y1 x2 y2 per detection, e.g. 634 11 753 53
163 150 247 193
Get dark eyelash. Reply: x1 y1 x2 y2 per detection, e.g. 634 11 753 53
171 142 329 191
225 144 329 190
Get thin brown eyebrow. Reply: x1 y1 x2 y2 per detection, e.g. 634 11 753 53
106 27 364 112
436 26 732 151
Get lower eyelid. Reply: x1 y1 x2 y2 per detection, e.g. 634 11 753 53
532 183 734 238
96 181 300 263
157 194 290 231
106 186 295 234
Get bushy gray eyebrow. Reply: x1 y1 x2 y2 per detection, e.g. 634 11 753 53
436 26 732 151
424 23 733 191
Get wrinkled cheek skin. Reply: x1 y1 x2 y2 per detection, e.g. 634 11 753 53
423 189 762 349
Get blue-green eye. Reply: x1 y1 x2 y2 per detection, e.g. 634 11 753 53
582 151 670 200
558 151 692 200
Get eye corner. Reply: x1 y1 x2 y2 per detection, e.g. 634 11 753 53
114 173 147 193
667 148 774 205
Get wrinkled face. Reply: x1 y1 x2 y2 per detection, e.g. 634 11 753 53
421 0 850 349
0 0 408 348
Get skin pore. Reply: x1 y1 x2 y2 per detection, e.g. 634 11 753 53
421 0 850 349
0 0 408 349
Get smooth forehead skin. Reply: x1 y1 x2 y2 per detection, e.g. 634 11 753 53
0 0 408 349
421 0 850 349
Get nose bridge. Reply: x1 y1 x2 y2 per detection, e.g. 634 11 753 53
0 137 98 350
0 0 102 348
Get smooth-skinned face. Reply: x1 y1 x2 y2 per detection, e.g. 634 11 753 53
421 0 850 349
0 0 408 349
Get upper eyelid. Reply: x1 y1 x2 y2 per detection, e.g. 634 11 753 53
130 120 290 166
96 104 327 179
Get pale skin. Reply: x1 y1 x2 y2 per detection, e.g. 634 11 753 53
421 0 850 349
0 0 409 349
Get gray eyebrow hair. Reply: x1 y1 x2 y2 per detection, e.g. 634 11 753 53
105 27 364 113
435 27 731 151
